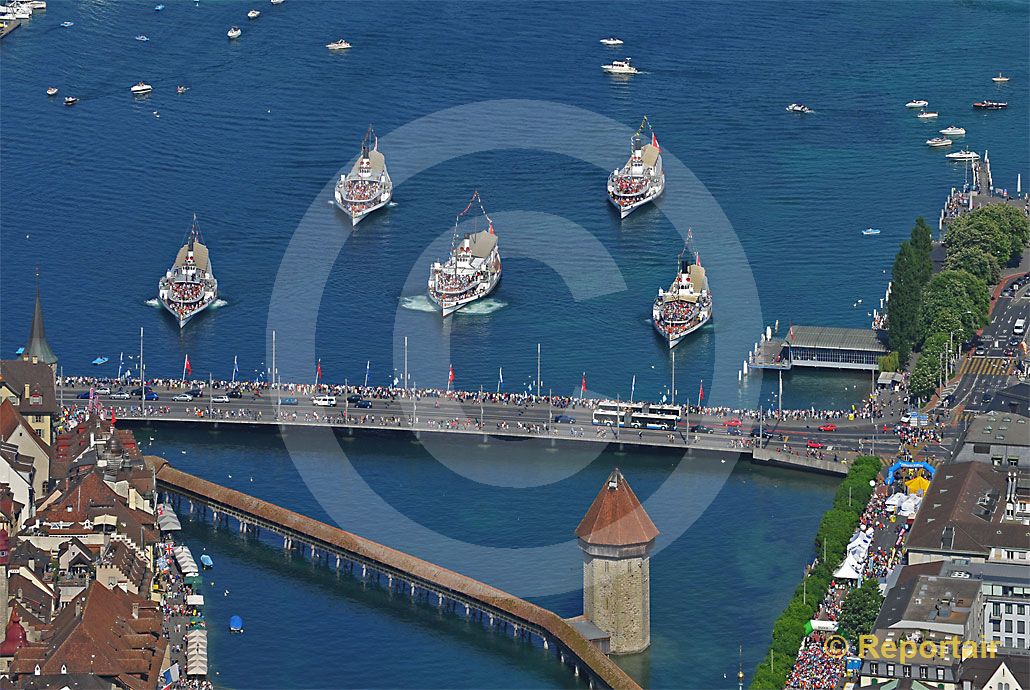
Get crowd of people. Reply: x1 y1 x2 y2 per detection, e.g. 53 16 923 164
785 636 845 690
656 298 707 335
169 281 205 303
343 178 381 202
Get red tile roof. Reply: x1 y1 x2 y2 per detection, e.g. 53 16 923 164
575 468 659 547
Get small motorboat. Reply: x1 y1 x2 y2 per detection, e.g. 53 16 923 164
60 20 73 27
862 228 881 236
247 9 260 18
270 0 284 4
602 58 639 75
945 150 980 162
991 72 1010 83
227 25 241 39
905 99 928 108
786 103 812 114
599 37 623 46
973 100 1007 110
326 39 351 50
176 85 189 94
926 137 952 147
91 357 109 366
939 126 965 136
135 34 149 41
64 96 78 106
46 86 58 96
154 4 164 9
229 615 244 633
200 554 214 569
130 81 153 95
916 110 939 119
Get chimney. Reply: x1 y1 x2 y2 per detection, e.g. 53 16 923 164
132 602 139 620
23 384 30 399
31 355 38 365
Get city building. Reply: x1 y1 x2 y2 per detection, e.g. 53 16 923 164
0 399 50 497
958 413 1030 469
574 467 659 655
958 655 1028 690
0 360 56 449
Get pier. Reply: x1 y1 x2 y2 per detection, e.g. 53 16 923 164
747 325 888 372
147 456 641 690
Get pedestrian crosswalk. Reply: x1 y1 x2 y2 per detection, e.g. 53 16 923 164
960 357 1013 376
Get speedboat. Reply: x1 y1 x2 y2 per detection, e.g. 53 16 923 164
154 4 164 9
599 37 623 46
991 72 1009 83
91 357 108 366
608 117 664 219
926 137 952 147
60 20 73 27
905 99 928 108
46 86 58 96
63 96 77 106
176 85 189 94
25 0 44 9
602 58 639 75
333 125 392 226
227 25 241 39
427 192 501 317
247 9 260 18
158 214 219 328
916 110 938 119
130 81 153 95
945 150 980 162
786 103 812 114
326 39 351 50
862 228 881 236
973 100 1007 109
270 0 284 4
939 126 965 136
652 245 712 349
135 34 148 41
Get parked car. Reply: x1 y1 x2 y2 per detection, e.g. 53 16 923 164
818 423 838 432
110 391 131 400
354 399 373 409
981 392 992 403
279 397 299 406
96 386 111 395
211 395 230 403
975 345 987 356
806 440 826 449
690 425 714 434
172 393 194 402
553 414 576 424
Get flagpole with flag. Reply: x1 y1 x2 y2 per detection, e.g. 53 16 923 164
580 372 586 402
315 359 322 387
364 361 370 388
182 354 191 381
117 352 124 380
447 364 455 392
231 355 239 384
698 379 704 407
497 366 503 393
630 374 636 403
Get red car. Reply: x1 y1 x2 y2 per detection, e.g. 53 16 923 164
819 423 838 432
807 440 826 449
723 418 742 427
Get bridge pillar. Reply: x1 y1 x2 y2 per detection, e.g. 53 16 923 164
513 624 519 637
310 543 316 559
574 666 579 678
436 593 442 607
240 520 246 533
550 438 555 447
335 555 341 570
543 638 548 651
464 604 470 618
410 583 415 597
488 614 494 626
361 564 367 578
387 574 393 588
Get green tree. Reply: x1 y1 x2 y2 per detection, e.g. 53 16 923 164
946 212 1014 264
973 204 1030 258
945 245 1001 285
838 578 884 643
910 332 951 398
919 269 990 343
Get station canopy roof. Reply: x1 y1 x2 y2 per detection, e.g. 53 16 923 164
787 326 888 353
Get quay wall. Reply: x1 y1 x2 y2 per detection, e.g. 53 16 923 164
146 456 642 690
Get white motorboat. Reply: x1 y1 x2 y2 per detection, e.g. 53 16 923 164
926 137 952 147
786 103 812 114
608 117 664 219
247 9 260 18
326 39 351 50
63 96 77 106
60 20 73 27
26 0 44 9
939 126 965 136
652 245 712 349
333 125 392 226
270 0 284 5
135 34 149 41
945 150 980 162
46 86 58 96
916 110 939 119
862 228 881 236
599 37 623 46
176 85 189 94
905 99 928 108
427 192 501 317
972 100 1008 110
159 214 219 328
154 4 164 10
227 25 241 39
991 72 1010 83
130 81 153 95
602 58 639 75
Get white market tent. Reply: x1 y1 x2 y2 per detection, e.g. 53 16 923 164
834 558 862 580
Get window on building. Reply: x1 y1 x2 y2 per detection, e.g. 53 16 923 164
936 668 945 681
994 602 1002 616
870 662 879 676
919 666 928 680
994 620 1002 632
1019 620 1026 634
1006 620 1013 633
886 664 895 677
1006 603 1014 614
903 665 912 678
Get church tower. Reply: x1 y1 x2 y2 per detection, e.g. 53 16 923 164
575 468 659 655
24 282 58 370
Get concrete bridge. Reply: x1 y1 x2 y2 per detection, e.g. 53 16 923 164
147 456 641 690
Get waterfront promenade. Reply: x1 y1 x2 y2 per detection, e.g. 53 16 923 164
148 455 640 690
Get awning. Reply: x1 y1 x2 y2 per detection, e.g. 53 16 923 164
186 594 204 607
834 558 862 580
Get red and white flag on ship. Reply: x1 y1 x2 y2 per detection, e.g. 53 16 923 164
651 132 660 152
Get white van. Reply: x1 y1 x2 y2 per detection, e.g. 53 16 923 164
312 395 337 407
1014 319 1026 336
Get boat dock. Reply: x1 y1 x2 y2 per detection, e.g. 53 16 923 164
148 456 641 690
747 325 888 372
0 19 21 39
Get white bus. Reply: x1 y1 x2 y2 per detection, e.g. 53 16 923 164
591 401 644 427
629 404 681 430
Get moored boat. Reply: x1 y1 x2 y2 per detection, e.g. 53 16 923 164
176 85 189 94
945 149 980 162
333 125 392 226
247 9 260 18
786 103 812 113
652 243 712 349
130 81 153 95
926 137 952 147
905 99 928 108
607 116 664 219
939 125 965 136
227 25 241 39
46 86 58 96
229 615 244 633
972 100 1007 109
916 110 938 119
599 37 623 46
602 58 639 75
135 34 149 41
158 214 219 329
427 192 501 317
326 39 351 50
991 72 1009 83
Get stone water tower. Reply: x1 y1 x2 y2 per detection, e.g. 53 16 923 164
575 467 659 655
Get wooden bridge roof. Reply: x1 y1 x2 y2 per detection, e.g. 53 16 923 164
575 468 659 547
145 456 641 690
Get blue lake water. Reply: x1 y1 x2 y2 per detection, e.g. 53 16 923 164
2 1 1027 687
